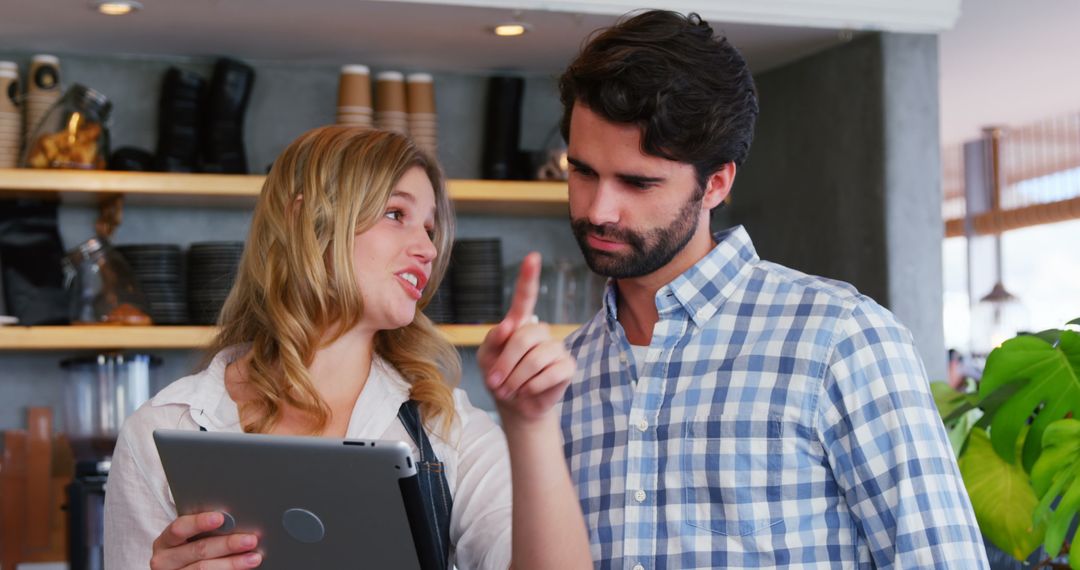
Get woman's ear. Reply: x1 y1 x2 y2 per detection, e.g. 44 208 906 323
288 193 304 218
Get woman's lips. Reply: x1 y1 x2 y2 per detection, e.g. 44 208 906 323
395 274 423 300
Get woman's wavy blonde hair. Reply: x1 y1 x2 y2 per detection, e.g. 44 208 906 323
205 126 460 436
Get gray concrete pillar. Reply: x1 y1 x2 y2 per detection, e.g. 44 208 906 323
731 32 946 379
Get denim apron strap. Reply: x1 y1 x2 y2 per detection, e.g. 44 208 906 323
397 400 454 570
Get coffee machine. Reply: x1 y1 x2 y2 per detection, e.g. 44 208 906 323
67 459 110 570
61 353 160 570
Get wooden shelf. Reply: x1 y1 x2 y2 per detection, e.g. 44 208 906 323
0 170 577 349
0 324 581 350
448 179 568 216
0 326 217 350
0 169 568 215
437 323 580 347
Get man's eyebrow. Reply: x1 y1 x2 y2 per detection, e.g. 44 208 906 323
617 173 665 185
568 156 665 185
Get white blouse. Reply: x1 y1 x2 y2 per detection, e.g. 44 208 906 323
103 346 513 569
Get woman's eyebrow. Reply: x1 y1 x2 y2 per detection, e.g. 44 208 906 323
390 190 416 202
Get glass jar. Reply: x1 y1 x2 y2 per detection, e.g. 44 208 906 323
63 237 151 325
503 260 555 323
60 352 161 462
21 83 111 169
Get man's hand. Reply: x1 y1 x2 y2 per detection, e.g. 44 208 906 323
478 252 576 423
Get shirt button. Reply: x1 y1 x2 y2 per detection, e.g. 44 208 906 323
636 419 648 432
634 489 646 502
619 352 628 364
633 565 645 570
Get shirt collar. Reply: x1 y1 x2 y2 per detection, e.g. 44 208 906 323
150 344 247 431
150 345 411 433
602 225 759 329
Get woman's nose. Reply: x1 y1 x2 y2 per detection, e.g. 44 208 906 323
412 228 437 262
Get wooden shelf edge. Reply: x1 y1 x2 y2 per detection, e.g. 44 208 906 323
0 170 568 214
447 179 568 202
0 326 218 350
0 168 263 196
437 323 580 347
0 324 582 350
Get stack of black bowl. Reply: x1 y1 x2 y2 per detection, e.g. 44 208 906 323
423 270 454 324
116 244 187 325
449 239 503 323
186 242 244 325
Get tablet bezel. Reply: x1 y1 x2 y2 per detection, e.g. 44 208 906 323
152 428 439 570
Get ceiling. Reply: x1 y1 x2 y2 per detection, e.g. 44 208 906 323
0 0 957 74
5 0 1035 149
938 0 1080 146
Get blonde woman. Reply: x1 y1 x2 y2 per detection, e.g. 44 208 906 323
104 126 591 569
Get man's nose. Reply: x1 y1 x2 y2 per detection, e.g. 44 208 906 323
585 181 621 227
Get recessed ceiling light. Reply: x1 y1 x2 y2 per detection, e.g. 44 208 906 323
91 0 143 16
493 22 531 37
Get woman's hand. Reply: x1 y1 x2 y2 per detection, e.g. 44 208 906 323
478 252 576 424
478 253 593 569
149 511 262 569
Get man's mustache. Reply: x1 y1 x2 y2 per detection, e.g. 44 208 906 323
570 219 644 249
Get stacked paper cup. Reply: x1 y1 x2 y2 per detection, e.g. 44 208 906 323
24 55 62 144
336 64 372 128
374 71 408 135
0 62 20 168
406 73 438 157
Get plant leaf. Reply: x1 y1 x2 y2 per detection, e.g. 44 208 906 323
1025 329 1063 346
1068 317 1080 326
959 428 1045 560
951 408 982 457
931 381 973 424
962 379 1025 425
930 381 986 456
980 331 1080 470
1031 419 1080 496
1031 419 1080 560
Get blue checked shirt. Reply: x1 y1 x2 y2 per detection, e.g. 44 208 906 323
560 226 987 569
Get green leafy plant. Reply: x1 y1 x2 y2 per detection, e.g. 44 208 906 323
958 427 1044 559
934 318 1080 567
1032 419 1080 567
980 329 1080 471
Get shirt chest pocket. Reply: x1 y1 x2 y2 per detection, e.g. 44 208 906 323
681 415 791 537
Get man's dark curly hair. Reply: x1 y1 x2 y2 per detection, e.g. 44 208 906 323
559 10 759 189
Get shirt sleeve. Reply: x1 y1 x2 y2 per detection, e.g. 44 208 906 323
446 390 514 570
816 299 989 569
104 404 183 569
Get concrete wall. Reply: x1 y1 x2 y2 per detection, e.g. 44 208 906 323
880 34 946 378
731 32 947 379
0 50 580 430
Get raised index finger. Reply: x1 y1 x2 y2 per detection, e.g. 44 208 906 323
505 252 541 328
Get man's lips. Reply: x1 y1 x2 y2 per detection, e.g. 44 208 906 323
586 233 627 252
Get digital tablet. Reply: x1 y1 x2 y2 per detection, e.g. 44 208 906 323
153 429 439 570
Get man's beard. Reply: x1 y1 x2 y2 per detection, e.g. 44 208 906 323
571 194 701 279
